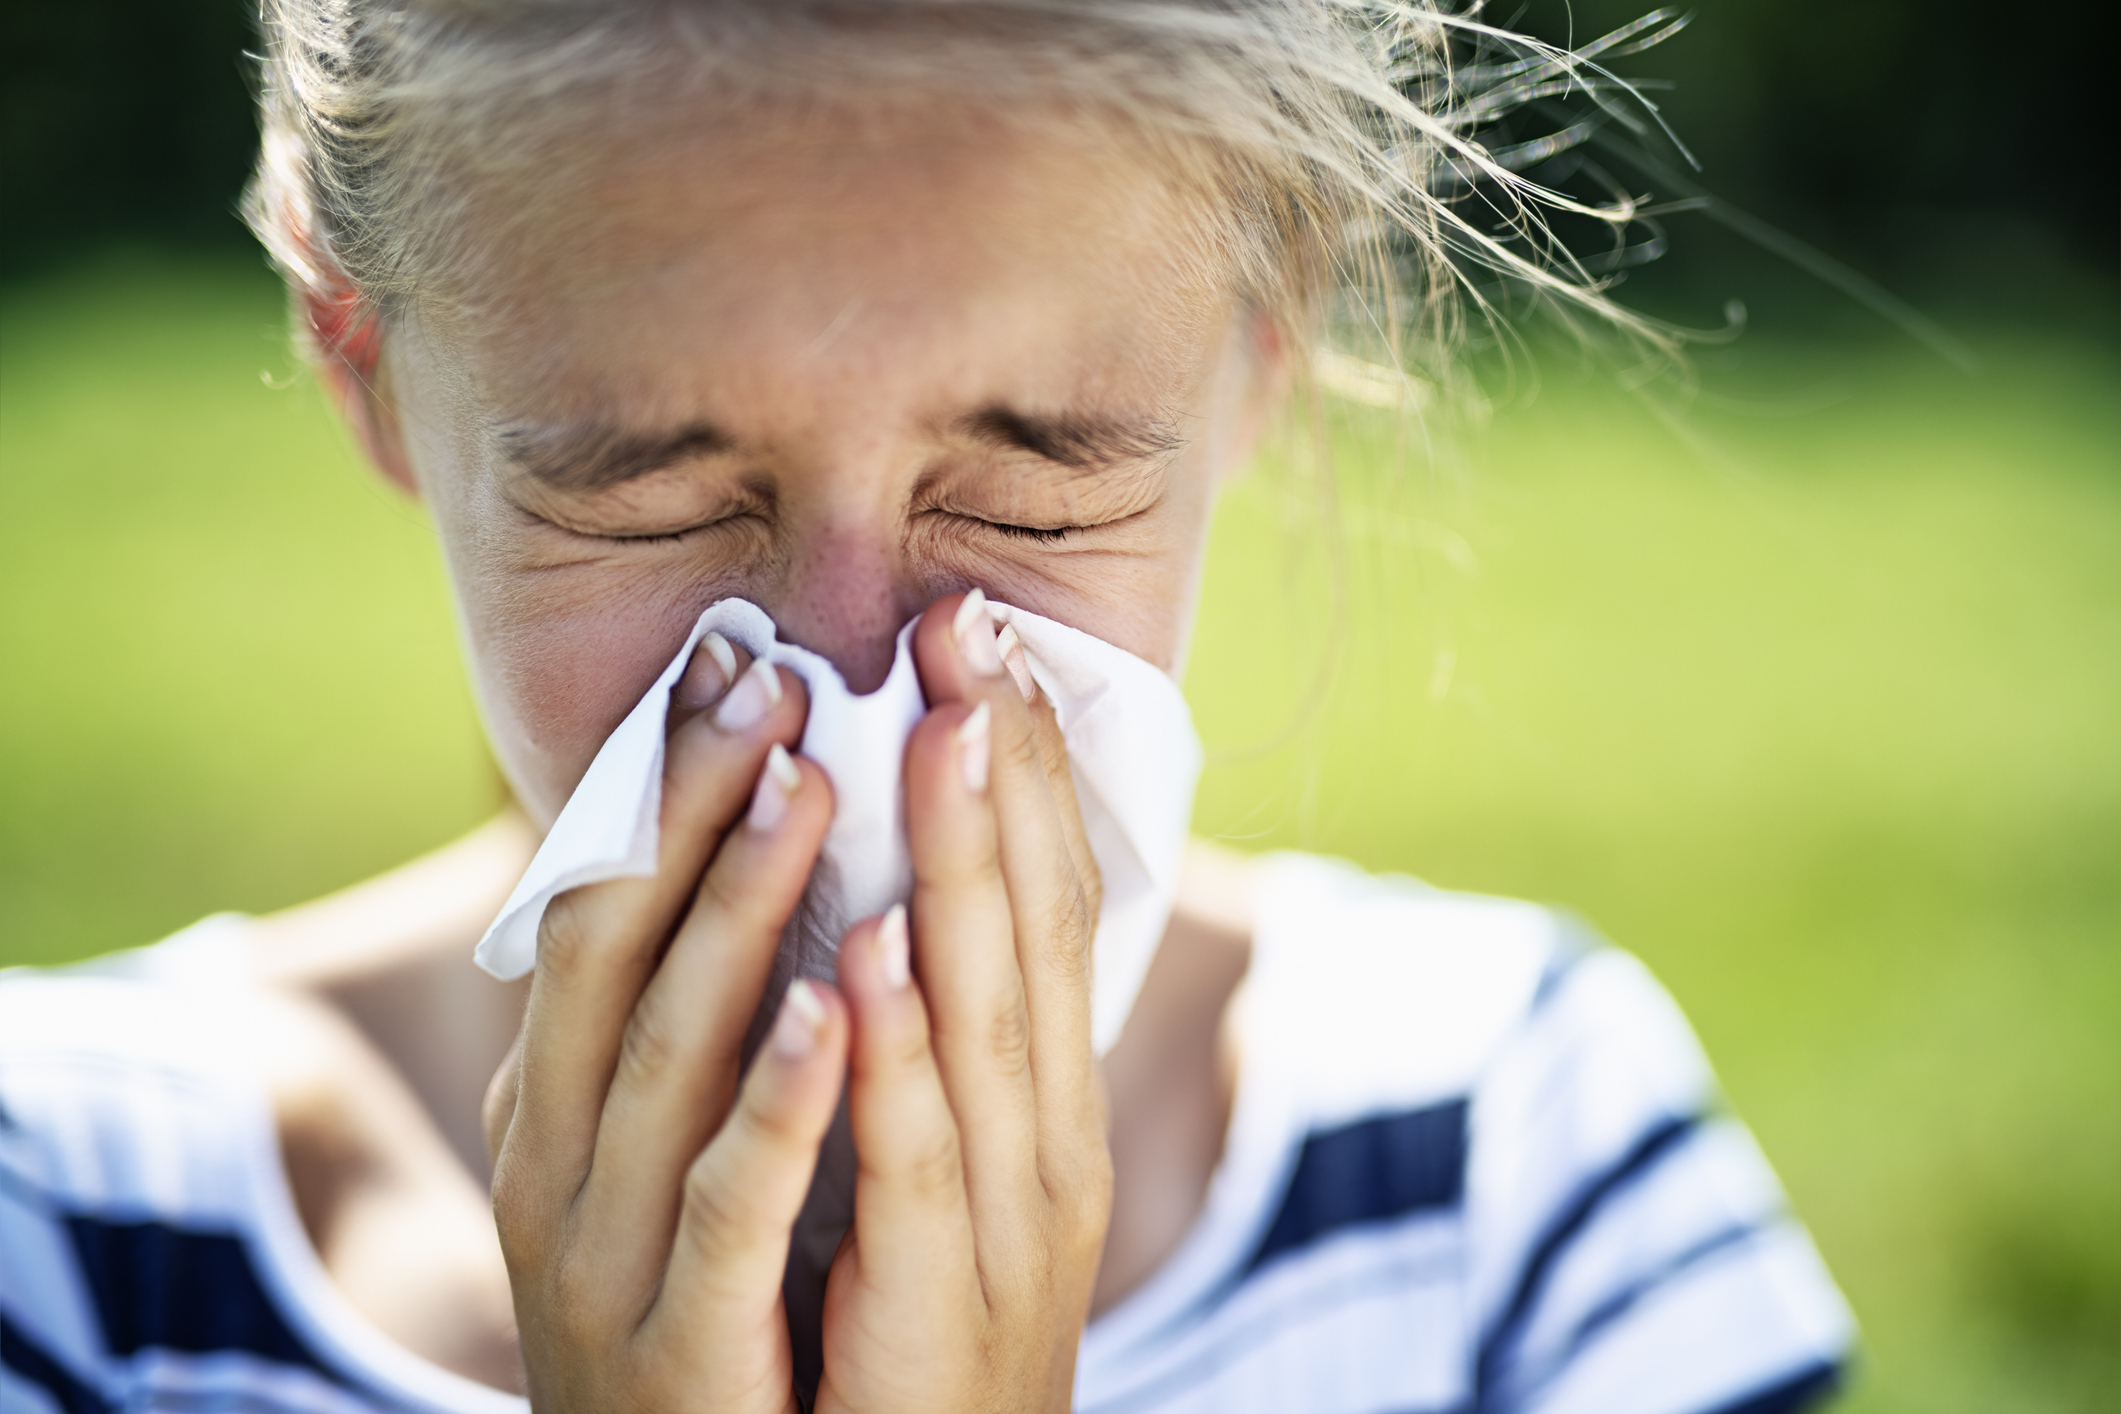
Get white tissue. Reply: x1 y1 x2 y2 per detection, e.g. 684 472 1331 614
474 597 1200 1054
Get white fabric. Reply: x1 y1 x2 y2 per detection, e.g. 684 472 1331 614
473 597 1201 1055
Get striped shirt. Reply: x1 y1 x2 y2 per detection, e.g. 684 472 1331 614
0 853 1852 1413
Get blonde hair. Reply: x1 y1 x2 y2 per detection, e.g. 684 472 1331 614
244 0 1685 401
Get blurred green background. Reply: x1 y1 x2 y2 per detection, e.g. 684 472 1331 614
2 0 2115 1411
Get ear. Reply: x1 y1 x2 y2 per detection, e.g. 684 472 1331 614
304 289 420 499
1208 306 1289 487
1242 306 1290 425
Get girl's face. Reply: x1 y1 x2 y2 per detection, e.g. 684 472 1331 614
356 107 1273 828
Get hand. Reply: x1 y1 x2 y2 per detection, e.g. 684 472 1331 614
481 636 849 1414
817 593 1114 1413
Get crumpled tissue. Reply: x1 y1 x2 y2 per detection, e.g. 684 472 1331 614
473 596 1201 1056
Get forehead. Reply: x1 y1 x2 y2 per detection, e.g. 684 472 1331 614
419 99 1236 418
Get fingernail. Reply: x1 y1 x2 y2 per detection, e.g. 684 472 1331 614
713 658 782 732
675 631 738 709
994 624 1035 703
953 589 1004 678
957 701 991 793
748 742 801 832
876 904 910 990
772 978 825 1059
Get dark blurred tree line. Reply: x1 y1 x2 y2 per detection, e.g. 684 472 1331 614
2 0 2110 332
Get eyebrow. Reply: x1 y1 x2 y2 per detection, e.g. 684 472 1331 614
493 418 737 493
494 402 1189 493
957 405 1189 470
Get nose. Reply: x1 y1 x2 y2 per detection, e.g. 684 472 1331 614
762 526 923 695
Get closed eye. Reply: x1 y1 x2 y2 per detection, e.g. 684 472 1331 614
984 520 1082 543
607 520 729 544
513 502 767 546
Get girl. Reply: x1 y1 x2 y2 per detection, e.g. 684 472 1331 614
0 2 1852 1411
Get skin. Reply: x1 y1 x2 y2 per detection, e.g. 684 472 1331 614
266 99 1275 1405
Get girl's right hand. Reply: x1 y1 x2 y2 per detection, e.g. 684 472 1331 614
480 635 847 1414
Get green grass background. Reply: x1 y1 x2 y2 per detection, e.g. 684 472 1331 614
3 255 2116 1410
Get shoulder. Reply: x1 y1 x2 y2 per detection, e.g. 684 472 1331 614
0 925 518 1414
0 924 300 1410
0 918 269 1209
1240 852 1855 1414
1242 851 1577 1113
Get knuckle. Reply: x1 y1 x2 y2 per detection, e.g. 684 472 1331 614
941 818 1006 887
488 1196 534 1269
1000 1241 1063 1314
1032 712 1071 774
1062 1217 1108 1282
681 1155 758 1241
480 1062 519 1165
488 1161 552 1271
534 891 597 979
695 863 766 936
904 1127 966 1195
730 1081 808 1157
1077 858 1105 925
986 998 1033 1076
614 1004 685 1086
1046 1143 1115 1234
887 1019 935 1075
998 718 1045 778
1079 1153 1117 1229
1057 883 1096 942
1040 887 1096 981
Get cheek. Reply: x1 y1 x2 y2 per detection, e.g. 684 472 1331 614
434 482 723 825
468 577 707 826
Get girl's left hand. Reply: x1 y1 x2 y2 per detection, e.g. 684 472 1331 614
818 592 1113 1414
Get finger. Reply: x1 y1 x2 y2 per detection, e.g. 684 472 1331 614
915 598 1091 890
914 596 1099 1125
996 620 1101 921
901 696 1042 1235
653 979 846 1358
578 744 834 1278
498 660 807 1226
838 907 976 1294
672 629 747 720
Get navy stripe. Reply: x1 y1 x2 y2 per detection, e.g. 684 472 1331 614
1699 1358 1843 1414
1247 1099 1467 1272
1 1313 114 1414
1473 1112 1700 1407
63 1215 335 1375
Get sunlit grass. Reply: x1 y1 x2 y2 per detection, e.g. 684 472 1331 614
3 254 2116 1411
